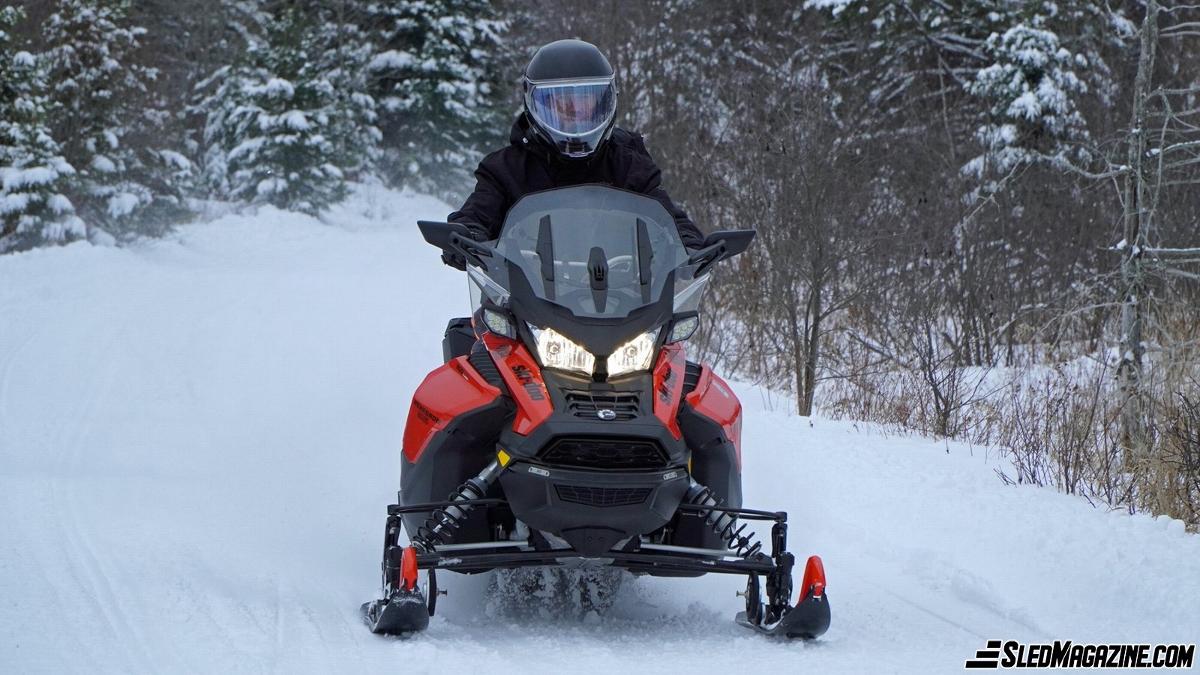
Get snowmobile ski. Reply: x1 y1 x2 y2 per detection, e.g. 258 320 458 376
362 544 431 635
735 555 829 639
361 589 430 635
735 593 830 640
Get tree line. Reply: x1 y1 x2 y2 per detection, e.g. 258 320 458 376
2 0 1198 526
1 0 509 251
510 0 1199 525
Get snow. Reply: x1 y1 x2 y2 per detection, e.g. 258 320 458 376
1008 91 1042 120
0 185 1197 673
368 50 416 72
253 77 295 100
156 150 191 171
1 166 58 190
0 192 33 214
106 192 140 218
91 154 117 173
803 0 853 17
281 110 310 131
47 193 73 214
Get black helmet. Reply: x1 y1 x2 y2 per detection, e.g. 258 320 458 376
522 39 618 159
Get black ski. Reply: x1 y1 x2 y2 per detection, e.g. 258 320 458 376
735 592 830 640
361 588 430 635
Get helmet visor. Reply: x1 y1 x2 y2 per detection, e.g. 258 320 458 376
528 81 616 136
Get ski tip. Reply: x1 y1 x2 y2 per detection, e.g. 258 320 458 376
735 593 831 640
361 593 431 636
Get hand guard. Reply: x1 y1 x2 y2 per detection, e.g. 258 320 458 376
440 222 489 271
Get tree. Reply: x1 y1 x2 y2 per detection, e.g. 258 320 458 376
966 19 1090 181
364 0 507 198
41 0 161 236
1110 0 1200 468
201 7 376 215
0 5 82 252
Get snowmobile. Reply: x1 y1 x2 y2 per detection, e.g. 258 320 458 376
363 184 829 639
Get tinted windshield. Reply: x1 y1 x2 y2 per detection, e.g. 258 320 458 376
488 186 690 319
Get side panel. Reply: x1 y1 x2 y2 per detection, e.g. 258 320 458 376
652 343 686 440
402 356 501 463
399 357 513 545
674 363 743 551
482 332 553 435
684 366 742 468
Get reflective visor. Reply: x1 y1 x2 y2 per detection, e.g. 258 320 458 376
528 81 615 136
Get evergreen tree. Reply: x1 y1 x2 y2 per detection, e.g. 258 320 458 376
201 8 375 215
41 0 161 236
365 0 507 198
0 6 83 253
965 3 1115 181
304 1 382 180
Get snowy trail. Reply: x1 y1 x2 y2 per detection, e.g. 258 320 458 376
1 186 1197 674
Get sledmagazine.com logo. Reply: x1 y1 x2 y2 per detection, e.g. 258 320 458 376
965 640 1195 669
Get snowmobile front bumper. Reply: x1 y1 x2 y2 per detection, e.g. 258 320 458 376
386 497 783 576
367 494 830 640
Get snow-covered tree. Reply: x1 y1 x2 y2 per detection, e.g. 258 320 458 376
0 6 83 253
365 0 507 197
305 2 382 180
201 8 376 215
41 0 161 235
966 17 1090 179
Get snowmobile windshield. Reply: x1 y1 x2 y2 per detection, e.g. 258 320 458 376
490 185 690 320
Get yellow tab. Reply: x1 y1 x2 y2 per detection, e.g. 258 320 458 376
497 449 511 467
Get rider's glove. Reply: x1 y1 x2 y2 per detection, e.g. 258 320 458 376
441 249 468 271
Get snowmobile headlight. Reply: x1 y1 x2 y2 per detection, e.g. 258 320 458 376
667 315 699 343
606 330 658 377
482 308 515 339
530 325 594 376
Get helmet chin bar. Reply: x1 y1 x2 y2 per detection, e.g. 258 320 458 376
538 123 614 160
559 137 595 158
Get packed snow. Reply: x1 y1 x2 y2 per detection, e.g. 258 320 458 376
0 186 1196 674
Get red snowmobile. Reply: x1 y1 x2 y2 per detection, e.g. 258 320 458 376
363 185 829 639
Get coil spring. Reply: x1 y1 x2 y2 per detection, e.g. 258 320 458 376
686 483 763 559
412 477 489 551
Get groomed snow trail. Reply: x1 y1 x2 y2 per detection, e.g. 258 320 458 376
1 186 1197 674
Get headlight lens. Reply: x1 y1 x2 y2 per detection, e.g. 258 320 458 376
607 330 657 377
531 325 594 375
667 315 699 343
482 308 514 338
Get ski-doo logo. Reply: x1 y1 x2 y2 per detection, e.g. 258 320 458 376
510 365 546 401
412 401 439 426
965 640 1195 669
657 364 674 403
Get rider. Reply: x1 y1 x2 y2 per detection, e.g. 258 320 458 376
443 38 703 271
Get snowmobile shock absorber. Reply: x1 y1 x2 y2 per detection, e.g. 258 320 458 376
684 481 764 559
411 459 504 551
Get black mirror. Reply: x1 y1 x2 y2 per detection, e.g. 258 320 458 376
688 229 756 276
418 220 470 251
703 229 755 257
417 220 494 268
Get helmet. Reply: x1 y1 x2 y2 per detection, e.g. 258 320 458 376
522 39 618 159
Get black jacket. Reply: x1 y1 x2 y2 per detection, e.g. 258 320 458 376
448 114 703 249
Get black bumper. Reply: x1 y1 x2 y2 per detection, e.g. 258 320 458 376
498 461 690 555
